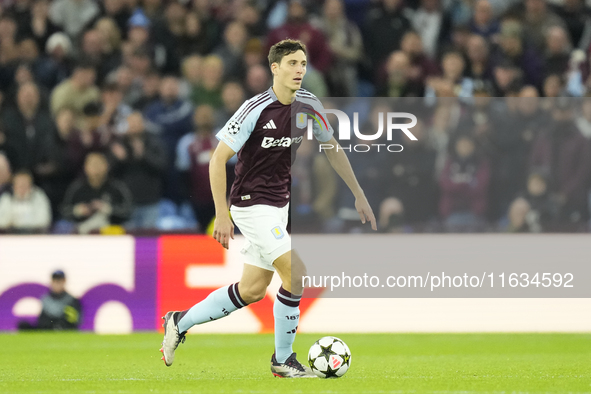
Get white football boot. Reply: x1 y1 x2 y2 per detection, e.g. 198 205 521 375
160 311 186 366
271 352 317 378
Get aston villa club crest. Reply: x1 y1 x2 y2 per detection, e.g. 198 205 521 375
296 113 307 129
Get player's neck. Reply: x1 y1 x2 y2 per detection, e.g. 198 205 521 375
272 84 296 105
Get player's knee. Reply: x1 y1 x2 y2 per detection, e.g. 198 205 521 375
240 286 267 304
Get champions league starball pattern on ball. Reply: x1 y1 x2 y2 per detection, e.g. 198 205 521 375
308 336 351 378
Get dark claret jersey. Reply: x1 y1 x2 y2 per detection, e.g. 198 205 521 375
216 87 333 208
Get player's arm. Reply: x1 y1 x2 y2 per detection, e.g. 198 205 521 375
322 136 377 230
210 141 236 249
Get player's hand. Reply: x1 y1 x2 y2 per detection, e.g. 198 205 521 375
355 196 377 231
213 214 234 249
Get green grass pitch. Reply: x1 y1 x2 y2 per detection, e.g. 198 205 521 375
0 332 590 393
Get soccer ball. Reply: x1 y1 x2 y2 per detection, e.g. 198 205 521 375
308 336 351 378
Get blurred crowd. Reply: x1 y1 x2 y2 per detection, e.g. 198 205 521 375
0 0 590 234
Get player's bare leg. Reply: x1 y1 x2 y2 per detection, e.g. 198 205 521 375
269 250 316 378
161 264 272 366
237 264 274 304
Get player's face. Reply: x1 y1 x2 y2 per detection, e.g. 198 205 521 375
276 50 307 91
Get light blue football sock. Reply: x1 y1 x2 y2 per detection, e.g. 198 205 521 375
274 286 302 363
177 282 246 333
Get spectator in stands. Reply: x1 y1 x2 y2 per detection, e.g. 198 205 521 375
461 88 522 220
94 18 122 67
320 0 363 96
79 28 120 84
426 50 473 98
15 39 46 95
176 105 219 232
379 118 438 230
5 0 29 35
18 270 82 330
190 55 224 108
35 107 78 218
50 61 100 125
543 26 571 78
466 34 495 93
36 32 73 90
61 151 132 234
177 12 211 57
363 0 411 71
128 47 152 86
113 65 142 108
0 153 11 196
0 123 19 171
521 0 566 53
48 105 105 179
542 74 565 99
411 0 453 60
25 0 60 53
142 0 164 22
555 0 589 49
493 19 543 89
49 0 100 39
378 51 425 97
151 2 186 74
243 38 265 69
235 1 265 37
529 97 591 225
400 30 439 88
215 81 245 129
513 85 545 148
506 172 559 232
100 82 132 135
214 21 249 80
505 196 531 232
131 70 160 111
492 60 523 96
2 82 54 171
79 101 112 150
102 0 131 37
125 9 151 54
245 63 271 96
109 112 166 230
469 0 500 40
179 54 202 100
439 134 490 232
0 170 51 232
266 0 332 74
5 62 44 109
144 76 193 202
0 15 19 66
190 0 221 51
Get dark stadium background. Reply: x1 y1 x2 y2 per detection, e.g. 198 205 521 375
0 0 590 234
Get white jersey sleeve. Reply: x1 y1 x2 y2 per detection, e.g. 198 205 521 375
216 94 273 152
296 89 334 143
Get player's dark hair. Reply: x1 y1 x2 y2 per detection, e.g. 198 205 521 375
268 39 307 67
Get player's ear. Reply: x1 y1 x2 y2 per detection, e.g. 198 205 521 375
271 62 278 76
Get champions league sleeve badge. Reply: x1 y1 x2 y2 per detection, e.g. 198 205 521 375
296 113 307 129
227 120 241 135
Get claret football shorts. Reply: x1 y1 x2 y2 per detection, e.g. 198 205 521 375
230 203 291 271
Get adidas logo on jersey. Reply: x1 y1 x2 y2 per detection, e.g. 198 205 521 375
261 136 303 148
262 120 277 129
